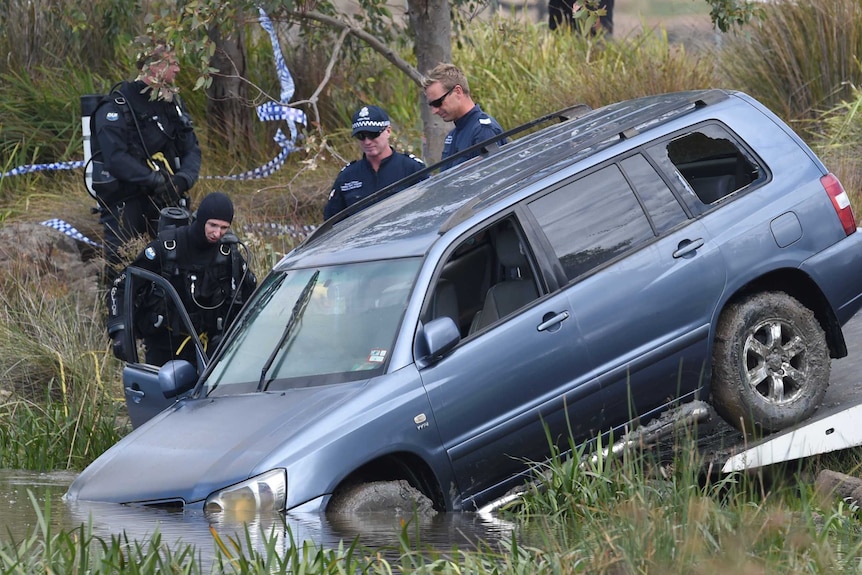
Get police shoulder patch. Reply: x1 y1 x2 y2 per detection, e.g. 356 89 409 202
479 118 492 125
145 246 157 260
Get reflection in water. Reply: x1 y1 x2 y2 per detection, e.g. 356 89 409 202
0 469 79 540
0 470 519 568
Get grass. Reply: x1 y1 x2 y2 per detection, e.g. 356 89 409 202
0 270 126 470
503 427 862 573
717 0 862 131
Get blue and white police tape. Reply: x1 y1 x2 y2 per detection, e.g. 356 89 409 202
39 217 317 249
40 218 102 248
204 8 307 181
259 7 295 106
205 117 303 182
3 160 84 177
242 222 317 239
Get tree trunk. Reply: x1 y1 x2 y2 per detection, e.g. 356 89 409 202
407 0 452 164
206 21 253 160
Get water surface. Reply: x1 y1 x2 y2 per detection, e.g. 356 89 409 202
0 470 520 566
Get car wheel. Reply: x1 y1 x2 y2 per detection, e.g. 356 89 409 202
327 480 437 516
711 291 829 435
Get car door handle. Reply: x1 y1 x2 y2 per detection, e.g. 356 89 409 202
673 238 705 259
125 387 145 404
537 311 570 332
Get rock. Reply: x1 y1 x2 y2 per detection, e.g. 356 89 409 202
814 469 862 505
0 222 101 294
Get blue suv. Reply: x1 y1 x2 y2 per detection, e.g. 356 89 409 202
67 90 862 514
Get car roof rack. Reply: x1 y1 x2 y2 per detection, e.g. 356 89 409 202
302 104 593 245
437 89 729 234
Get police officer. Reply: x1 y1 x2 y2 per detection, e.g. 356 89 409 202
107 192 256 367
93 41 202 286
323 105 426 220
421 63 507 171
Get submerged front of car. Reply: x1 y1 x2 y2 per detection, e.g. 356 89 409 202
66 181 474 513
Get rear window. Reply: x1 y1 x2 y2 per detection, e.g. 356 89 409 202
647 123 765 206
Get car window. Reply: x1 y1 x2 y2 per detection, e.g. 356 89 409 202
424 218 541 337
528 164 654 281
620 154 688 233
647 123 764 206
202 258 422 396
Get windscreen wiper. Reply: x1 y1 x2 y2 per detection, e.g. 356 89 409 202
257 270 320 391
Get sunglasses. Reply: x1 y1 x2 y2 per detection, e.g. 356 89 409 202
355 130 384 141
428 85 457 108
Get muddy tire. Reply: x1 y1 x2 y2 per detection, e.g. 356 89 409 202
327 480 437 516
711 292 829 435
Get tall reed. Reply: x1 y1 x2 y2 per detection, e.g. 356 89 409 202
510 426 862 573
718 0 862 134
0 255 126 470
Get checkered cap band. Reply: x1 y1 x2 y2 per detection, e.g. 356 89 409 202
352 105 390 135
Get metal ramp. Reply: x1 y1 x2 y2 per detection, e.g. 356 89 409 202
721 402 862 473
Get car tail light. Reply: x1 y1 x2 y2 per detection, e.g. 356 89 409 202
822 173 857 236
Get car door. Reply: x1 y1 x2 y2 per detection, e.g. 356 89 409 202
525 157 726 431
120 266 207 428
417 216 600 508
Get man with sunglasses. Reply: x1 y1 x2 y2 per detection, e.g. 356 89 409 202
422 63 506 171
324 105 425 220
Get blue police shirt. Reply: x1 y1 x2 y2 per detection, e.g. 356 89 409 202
324 148 425 220
440 104 506 170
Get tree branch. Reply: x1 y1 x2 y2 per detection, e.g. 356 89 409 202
290 27 352 166
285 10 424 86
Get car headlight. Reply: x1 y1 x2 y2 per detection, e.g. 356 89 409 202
204 469 286 515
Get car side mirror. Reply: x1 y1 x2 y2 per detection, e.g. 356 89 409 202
159 360 199 399
416 317 461 368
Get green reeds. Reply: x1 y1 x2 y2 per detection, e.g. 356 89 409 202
718 0 862 134
507 420 862 574
0 266 126 470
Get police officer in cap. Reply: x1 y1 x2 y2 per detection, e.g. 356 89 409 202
93 40 202 286
323 105 426 220
107 192 256 366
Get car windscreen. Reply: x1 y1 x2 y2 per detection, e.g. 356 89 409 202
201 258 422 396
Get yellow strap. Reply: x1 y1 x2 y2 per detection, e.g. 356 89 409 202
175 332 208 356
148 151 175 175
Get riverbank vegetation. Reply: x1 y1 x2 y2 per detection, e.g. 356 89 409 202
5 437 862 573
2 0 862 571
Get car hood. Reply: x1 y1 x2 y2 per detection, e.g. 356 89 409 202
66 384 365 506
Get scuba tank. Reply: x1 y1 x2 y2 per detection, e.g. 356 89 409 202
80 94 104 200
158 206 192 233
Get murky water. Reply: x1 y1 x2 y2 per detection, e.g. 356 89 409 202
0 470 521 567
